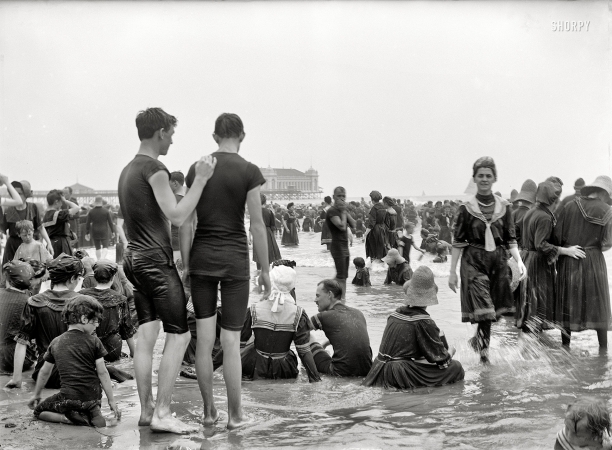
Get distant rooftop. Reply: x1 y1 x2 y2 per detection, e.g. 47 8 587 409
69 182 95 193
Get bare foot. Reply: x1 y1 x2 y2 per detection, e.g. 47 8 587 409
202 406 219 427
138 402 155 426
150 415 199 434
227 414 253 431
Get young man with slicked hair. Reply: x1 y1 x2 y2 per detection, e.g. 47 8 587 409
118 107 216 434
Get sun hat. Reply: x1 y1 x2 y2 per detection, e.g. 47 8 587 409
269 265 297 312
382 248 406 266
402 266 438 307
510 189 519 203
581 176 612 197
11 180 32 198
573 178 585 191
515 179 537 204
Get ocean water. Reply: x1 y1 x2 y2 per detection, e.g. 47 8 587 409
1 225 611 449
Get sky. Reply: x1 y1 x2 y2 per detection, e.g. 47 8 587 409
0 1 610 199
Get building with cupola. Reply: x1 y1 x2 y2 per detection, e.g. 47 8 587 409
260 166 322 200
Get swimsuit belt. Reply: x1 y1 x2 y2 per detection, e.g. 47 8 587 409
377 352 411 363
256 349 289 359
469 243 486 250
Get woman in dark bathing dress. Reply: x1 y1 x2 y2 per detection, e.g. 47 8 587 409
553 176 612 348
252 194 282 269
281 203 300 247
515 181 585 334
448 157 526 363
364 190 388 261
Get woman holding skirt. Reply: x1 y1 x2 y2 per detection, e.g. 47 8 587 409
448 157 526 363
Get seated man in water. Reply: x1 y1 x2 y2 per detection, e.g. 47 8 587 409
309 279 372 377
555 397 611 450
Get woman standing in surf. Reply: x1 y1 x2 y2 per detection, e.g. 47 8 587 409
448 157 526 363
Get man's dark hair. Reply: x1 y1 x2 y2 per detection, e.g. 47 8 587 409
318 279 342 299
324 196 332 205
47 190 63 206
64 186 73 194
214 113 244 139
136 107 177 141
62 295 104 325
170 171 185 186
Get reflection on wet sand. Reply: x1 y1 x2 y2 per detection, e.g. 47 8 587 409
1 231 611 449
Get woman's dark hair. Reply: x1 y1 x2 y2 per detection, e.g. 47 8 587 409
324 196 332 205
46 190 63 206
214 113 244 138
383 196 395 206
135 107 177 141
318 279 342 299
353 257 366 269
62 295 103 325
287 202 294 209
169 171 185 185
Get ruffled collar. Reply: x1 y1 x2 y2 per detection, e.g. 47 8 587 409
396 305 429 316
28 289 80 310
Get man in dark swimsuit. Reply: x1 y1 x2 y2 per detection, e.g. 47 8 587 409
118 107 216 434
326 186 356 300
309 279 372 377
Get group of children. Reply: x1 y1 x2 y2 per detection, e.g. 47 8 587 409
2 253 132 427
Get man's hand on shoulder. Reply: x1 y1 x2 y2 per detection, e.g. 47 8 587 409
194 155 217 181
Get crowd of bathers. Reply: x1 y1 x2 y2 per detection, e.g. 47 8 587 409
1 109 612 447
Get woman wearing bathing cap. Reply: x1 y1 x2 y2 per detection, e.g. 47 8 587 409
227 265 321 382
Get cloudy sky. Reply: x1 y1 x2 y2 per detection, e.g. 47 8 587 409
0 1 609 198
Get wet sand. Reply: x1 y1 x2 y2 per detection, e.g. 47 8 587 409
2 231 611 449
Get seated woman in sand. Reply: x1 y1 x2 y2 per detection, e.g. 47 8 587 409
363 266 464 389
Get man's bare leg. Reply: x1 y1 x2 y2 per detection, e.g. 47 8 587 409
195 316 219 426
134 320 160 426
149 331 196 433
220 329 248 430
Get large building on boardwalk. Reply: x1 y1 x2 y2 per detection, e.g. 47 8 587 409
260 166 322 200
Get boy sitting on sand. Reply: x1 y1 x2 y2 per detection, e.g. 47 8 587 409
555 396 611 449
28 295 121 428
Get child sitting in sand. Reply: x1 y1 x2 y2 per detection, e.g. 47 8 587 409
28 295 121 428
555 397 611 450
351 257 371 287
